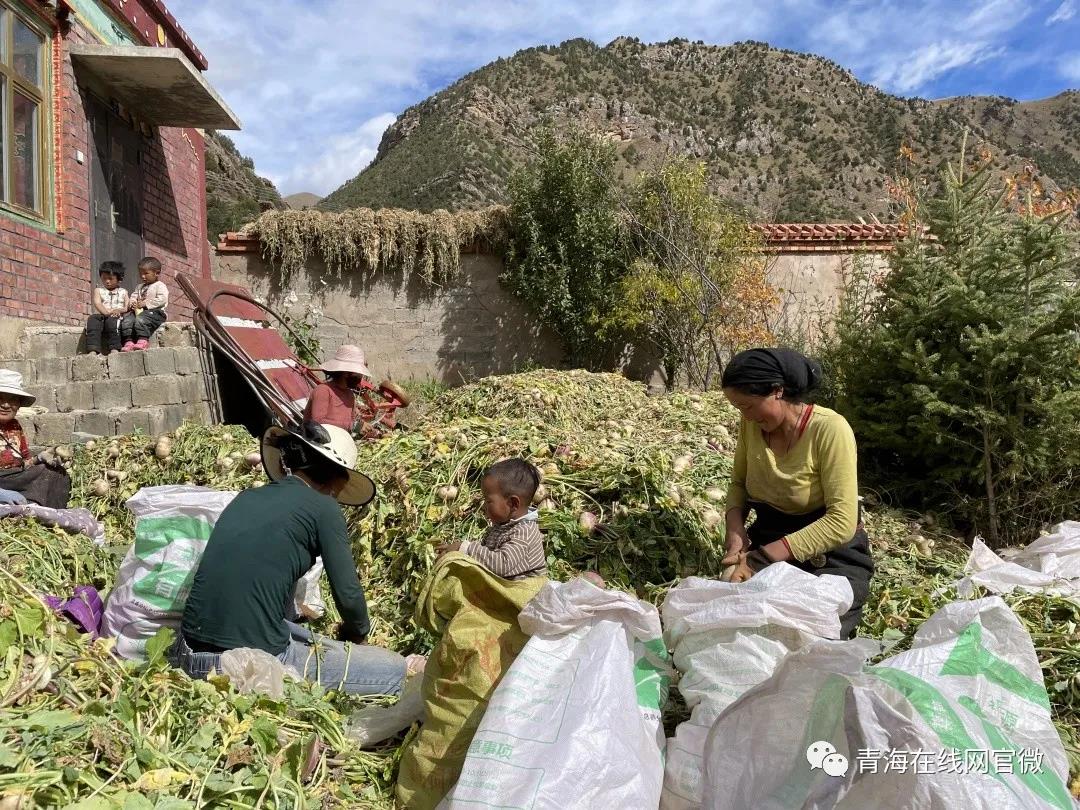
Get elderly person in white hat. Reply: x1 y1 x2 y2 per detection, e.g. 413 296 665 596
172 420 408 695
303 345 372 434
0 369 71 509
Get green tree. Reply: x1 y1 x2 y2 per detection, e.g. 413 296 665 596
827 151 1080 545
504 129 626 368
607 159 776 389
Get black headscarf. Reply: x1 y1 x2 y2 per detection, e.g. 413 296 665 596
721 348 822 400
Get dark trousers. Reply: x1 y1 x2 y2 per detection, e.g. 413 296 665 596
120 308 167 342
85 314 122 353
0 464 72 509
746 500 874 639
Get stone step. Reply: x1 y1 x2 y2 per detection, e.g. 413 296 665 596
4 322 196 361
24 402 213 446
1 345 208 388
18 371 211 415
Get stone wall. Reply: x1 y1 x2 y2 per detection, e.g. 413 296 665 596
1 323 217 446
213 231 897 385
766 250 889 346
213 246 564 384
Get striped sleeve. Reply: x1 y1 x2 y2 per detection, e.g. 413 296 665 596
461 521 547 580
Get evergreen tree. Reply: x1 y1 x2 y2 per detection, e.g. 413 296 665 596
829 153 1080 545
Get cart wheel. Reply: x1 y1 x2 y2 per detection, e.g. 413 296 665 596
378 380 411 407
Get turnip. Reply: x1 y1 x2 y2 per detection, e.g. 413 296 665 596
84 440 96 451
541 462 560 478
538 498 556 511
106 470 127 482
702 508 722 530
54 445 73 462
90 479 110 497
217 457 236 472
673 454 693 474
437 485 459 502
246 452 262 468
704 487 726 503
532 484 548 505
106 444 121 459
578 511 599 535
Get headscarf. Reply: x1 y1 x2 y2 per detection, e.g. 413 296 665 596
721 348 822 400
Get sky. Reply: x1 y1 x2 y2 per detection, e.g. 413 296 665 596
167 0 1080 197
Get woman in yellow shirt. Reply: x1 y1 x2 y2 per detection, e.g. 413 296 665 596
720 348 873 637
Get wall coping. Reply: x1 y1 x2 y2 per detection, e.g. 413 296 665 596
217 221 916 258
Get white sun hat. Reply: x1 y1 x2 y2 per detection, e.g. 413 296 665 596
260 422 375 506
319 345 371 377
0 369 35 407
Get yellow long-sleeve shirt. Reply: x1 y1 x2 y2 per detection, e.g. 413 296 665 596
725 405 859 561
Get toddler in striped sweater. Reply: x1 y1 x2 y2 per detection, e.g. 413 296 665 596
437 458 547 580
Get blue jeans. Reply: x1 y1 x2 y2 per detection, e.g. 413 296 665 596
170 621 405 696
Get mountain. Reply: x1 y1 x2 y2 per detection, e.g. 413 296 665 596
204 131 285 239
285 192 323 210
318 38 1079 220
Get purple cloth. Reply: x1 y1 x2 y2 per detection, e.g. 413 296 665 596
43 586 104 638
0 503 106 546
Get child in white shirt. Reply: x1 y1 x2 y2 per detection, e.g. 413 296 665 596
84 261 129 355
120 256 169 352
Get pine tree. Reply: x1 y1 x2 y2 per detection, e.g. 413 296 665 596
829 153 1080 545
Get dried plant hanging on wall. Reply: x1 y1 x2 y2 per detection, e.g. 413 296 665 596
244 207 510 285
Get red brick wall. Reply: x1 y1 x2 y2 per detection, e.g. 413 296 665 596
0 4 208 327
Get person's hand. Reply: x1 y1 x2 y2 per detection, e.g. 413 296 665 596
724 525 750 557
436 541 462 555
720 551 753 582
335 624 367 645
0 489 26 506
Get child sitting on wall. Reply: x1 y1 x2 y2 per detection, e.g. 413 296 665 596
437 458 548 581
120 257 168 352
84 261 129 355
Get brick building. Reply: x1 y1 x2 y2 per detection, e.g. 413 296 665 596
0 0 237 340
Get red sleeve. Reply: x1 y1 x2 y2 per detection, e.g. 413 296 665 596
304 385 332 424
19 428 29 460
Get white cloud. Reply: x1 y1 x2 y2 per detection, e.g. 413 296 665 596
872 41 1002 93
1048 0 1077 23
1061 53 1080 81
268 113 398 198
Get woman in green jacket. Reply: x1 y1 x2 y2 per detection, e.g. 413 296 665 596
720 348 873 637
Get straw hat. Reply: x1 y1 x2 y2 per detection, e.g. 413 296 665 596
320 345 371 377
0 370 35 406
261 422 375 506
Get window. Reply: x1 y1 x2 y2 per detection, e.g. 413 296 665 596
0 2 48 218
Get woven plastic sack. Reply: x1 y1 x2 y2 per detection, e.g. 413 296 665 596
395 553 546 810
952 520 1080 598
661 563 853 809
101 486 236 661
701 597 1075 810
440 577 672 810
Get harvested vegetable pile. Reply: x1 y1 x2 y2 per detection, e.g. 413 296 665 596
1 369 1077 806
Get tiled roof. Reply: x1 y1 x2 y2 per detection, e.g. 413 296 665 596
753 223 910 242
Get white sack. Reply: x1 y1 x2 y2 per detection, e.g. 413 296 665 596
952 521 1080 598
701 597 1075 810
661 563 854 810
440 578 672 810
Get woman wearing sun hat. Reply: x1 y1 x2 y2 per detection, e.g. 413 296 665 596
172 420 407 695
303 344 372 433
0 369 71 509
